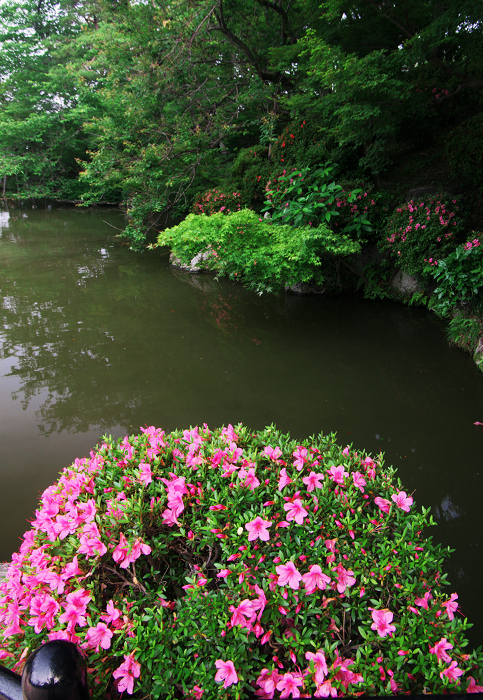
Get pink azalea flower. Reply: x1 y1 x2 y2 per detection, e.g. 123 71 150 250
276 672 304 698
415 591 432 610
374 496 391 514
278 468 293 490
276 561 302 589
314 680 337 697
333 563 356 593
352 471 366 492
85 622 113 651
293 446 308 471
113 653 141 695
101 600 122 624
370 608 396 637
430 637 453 663
467 677 483 693
302 565 331 594
305 650 328 684
257 668 282 698
302 471 324 492
245 516 272 542
391 490 413 512
214 659 238 688
138 462 152 486
442 593 458 620
440 661 464 683
284 499 308 525
328 465 348 485
229 600 257 628
264 446 282 461
243 468 260 490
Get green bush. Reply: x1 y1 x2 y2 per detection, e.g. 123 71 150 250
262 164 374 240
382 195 464 278
428 236 483 317
156 209 360 294
228 148 272 210
1 425 482 699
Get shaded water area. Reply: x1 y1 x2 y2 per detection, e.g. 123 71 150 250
1 201 482 648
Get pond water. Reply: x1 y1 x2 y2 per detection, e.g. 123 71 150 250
1 201 482 648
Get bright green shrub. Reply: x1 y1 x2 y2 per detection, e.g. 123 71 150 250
156 209 360 294
1 425 482 699
383 195 464 278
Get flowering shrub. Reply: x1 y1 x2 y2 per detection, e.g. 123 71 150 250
156 209 360 294
192 189 243 216
383 196 464 277
1 424 482 699
262 165 373 240
427 235 483 317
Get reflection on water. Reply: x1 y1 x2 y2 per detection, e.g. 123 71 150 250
0 201 483 647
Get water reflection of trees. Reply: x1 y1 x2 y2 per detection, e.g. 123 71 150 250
0 208 155 433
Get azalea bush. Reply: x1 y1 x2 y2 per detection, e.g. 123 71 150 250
382 196 464 278
1 425 482 699
155 209 360 294
191 189 243 216
261 164 373 241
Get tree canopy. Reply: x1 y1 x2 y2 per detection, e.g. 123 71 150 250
0 0 481 244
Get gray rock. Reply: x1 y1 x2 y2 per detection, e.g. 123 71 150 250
285 281 325 295
406 186 453 203
169 249 213 273
390 270 422 295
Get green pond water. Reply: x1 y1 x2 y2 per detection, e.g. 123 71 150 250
0 201 482 648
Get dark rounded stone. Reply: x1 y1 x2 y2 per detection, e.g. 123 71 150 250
21 642 89 700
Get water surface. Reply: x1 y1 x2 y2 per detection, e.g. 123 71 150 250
1 202 482 647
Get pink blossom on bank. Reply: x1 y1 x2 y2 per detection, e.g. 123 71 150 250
305 650 328 684
263 445 282 461
243 468 261 490
293 446 308 471
302 565 331 594
442 593 459 620
430 637 453 663
276 561 302 589
328 465 348 485
276 672 304 698
352 471 366 492
415 591 432 610
85 622 113 651
370 608 396 638
391 490 413 512
138 462 152 486
467 677 483 693
302 471 324 492
440 661 464 683
214 659 238 688
278 468 293 490
113 653 141 695
374 496 391 514
314 680 338 697
284 499 308 525
333 563 356 593
245 516 272 542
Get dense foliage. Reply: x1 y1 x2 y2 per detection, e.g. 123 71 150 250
1 425 482 699
0 0 481 224
156 210 360 294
